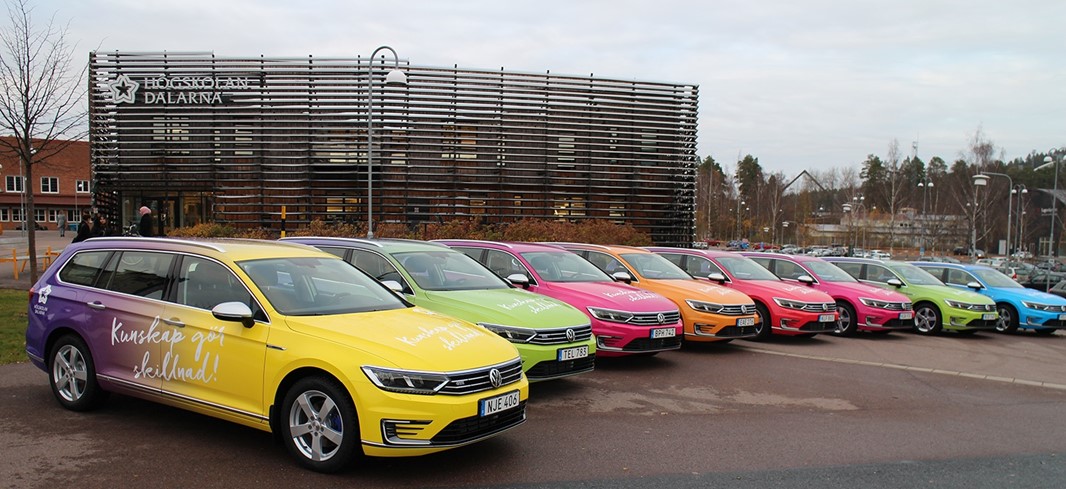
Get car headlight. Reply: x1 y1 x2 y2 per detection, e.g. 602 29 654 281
859 297 892 309
944 300 989 311
685 299 725 313
587 307 635 323
772 297 807 310
1022 301 1065 312
361 366 449 395
478 322 537 343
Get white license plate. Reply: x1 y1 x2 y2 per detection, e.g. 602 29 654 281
982 313 996 321
737 317 756 327
479 390 520 417
557 345 589 361
1058 313 1066 321
650 327 676 338
899 312 913 320
819 314 836 322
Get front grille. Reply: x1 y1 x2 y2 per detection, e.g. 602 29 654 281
719 304 757 316
525 356 595 381
963 319 997 330
629 310 682 326
430 402 526 445
800 302 837 313
879 318 914 329
710 325 758 338
620 336 682 352
800 321 838 332
438 359 524 395
1037 319 1066 329
883 302 912 311
528 324 593 345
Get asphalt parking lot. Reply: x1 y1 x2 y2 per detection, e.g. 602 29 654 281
3 329 1064 489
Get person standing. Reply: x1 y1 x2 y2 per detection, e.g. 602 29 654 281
138 206 154 237
57 212 67 237
72 212 94 243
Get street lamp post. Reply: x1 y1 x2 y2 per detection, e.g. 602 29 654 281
1037 156 1063 257
918 178 934 255
366 46 408 239
842 202 853 255
972 174 988 260
1013 185 1028 256
976 172 1013 257
735 200 746 242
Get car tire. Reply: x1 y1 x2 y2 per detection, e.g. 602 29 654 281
281 376 360 473
752 302 773 341
995 303 1019 334
833 301 858 337
1033 328 1056 336
49 334 108 411
913 303 942 335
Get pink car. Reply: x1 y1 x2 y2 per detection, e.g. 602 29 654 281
439 240 684 357
742 253 914 336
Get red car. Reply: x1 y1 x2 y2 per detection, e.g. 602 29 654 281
646 247 839 340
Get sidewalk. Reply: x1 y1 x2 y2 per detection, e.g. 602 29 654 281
0 229 77 289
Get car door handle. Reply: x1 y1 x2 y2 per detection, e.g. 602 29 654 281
163 317 186 328
86 301 105 310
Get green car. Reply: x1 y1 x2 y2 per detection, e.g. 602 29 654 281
824 257 998 335
284 237 596 381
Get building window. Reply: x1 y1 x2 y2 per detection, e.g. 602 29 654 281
11 207 24 222
76 180 90 193
41 177 59 194
5 176 24 193
48 209 63 222
34 209 45 222
0 208 7 221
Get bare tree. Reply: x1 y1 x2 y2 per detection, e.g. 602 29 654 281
0 0 86 281
884 139 905 251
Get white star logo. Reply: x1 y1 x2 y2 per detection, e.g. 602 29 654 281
38 284 52 305
108 74 139 104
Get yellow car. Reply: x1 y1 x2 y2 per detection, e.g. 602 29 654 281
26 238 528 472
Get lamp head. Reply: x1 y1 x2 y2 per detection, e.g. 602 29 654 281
972 174 989 187
385 69 407 86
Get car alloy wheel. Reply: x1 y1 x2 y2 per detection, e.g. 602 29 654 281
833 301 858 337
282 376 360 473
752 302 772 341
995 304 1019 333
913 304 942 335
49 335 107 411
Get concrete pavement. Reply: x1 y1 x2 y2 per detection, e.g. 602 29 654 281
0 229 78 289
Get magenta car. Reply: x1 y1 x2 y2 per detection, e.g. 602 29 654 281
440 240 684 357
743 253 914 336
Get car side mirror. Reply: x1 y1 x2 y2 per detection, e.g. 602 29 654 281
797 275 815 285
506 273 531 289
966 281 984 290
886 278 903 288
382 280 404 293
707 272 727 284
212 301 255 328
612 271 633 284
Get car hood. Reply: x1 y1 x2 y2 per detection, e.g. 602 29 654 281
820 280 910 302
414 288 590 329
282 307 520 371
641 279 754 305
899 284 996 304
988 286 1066 304
725 278 835 303
531 281 678 313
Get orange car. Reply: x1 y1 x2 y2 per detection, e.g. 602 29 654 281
556 244 759 342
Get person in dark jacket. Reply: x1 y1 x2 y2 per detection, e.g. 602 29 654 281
72 212 94 243
138 206 154 237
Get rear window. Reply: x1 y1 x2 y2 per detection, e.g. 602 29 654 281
58 251 112 286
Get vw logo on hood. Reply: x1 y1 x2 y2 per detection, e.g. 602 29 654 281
489 368 502 389
657 313 666 324
566 329 576 342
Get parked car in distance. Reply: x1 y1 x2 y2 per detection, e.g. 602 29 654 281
283 237 596 382
25 237 529 472
553 243 761 343
743 253 913 336
439 240 683 356
913 262 1065 335
647 247 839 340
825 257 997 335
1016 268 1066 291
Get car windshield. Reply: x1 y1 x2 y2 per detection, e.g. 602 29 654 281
618 252 692 280
972 268 1023 288
394 250 510 291
520 251 613 283
803 260 858 282
888 262 944 286
717 256 781 281
239 257 408 316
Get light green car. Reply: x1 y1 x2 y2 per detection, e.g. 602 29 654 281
284 237 596 381
824 257 998 335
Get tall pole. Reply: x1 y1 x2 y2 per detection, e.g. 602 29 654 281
1052 160 1059 257
978 172 1011 256
366 46 407 239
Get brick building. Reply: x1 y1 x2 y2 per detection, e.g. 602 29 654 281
0 138 91 233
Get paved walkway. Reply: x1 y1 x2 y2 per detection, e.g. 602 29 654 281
0 230 78 289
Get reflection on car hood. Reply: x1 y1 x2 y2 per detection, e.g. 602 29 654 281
415 288 589 329
644 279 754 305
534 281 678 313
282 307 519 371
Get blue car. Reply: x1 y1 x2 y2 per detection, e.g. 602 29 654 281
913 262 1065 335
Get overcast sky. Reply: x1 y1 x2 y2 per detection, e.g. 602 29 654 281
49 0 1066 174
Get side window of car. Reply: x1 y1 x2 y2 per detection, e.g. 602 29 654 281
348 250 410 293
58 251 112 286
833 262 863 279
586 251 631 278
317 246 347 259
176 257 257 316
920 266 946 282
688 257 724 278
945 269 973 286
483 249 530 281
867 265 897 284
98 251 175 300
749 257 772 272
774 260 808 281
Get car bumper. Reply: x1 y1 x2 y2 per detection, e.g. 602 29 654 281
681 310 760 342
593 321 683 357
943 308 998 331
773 309 838 335
515 339 597 381
857 308 914 332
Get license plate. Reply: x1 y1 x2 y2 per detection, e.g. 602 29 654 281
479 390 520 417
819 314 836 322
650 327 676 338
982 313 996 321
1059 314 1066 321
557 345 589 361
899 312 913 320
737 317 756 327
